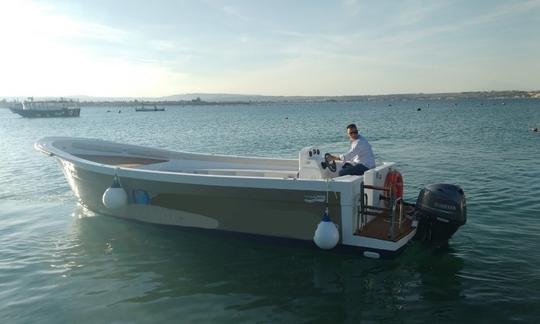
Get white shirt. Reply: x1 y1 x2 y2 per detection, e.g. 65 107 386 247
339 134 376 169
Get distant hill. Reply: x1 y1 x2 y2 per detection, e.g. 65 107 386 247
148 90 540 102
89 90 540 104
158 93 277 102
2 90 539 105
65 90 540 102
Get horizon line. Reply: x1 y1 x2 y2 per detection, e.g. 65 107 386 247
2 89 540 100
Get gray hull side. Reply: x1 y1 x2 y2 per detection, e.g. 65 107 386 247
10 108 80 118
62 161 342 242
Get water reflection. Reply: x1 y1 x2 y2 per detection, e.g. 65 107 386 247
405 244 465 300
51 205 466 321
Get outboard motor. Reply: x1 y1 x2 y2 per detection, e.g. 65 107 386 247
414 183 466 243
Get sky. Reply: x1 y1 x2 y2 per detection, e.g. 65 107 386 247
0 0 539 97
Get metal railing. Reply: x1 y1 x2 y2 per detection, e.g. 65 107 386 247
357 182 404 240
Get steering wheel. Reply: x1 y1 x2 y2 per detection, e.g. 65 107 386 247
324 153 337 172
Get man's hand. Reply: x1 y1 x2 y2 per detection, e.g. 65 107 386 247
326 154 340 162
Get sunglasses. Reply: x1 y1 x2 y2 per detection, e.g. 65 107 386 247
348 130 358 135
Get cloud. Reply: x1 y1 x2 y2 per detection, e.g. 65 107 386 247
1 0 538 97
377 0 540 47
341 0 362 16
0 0 130 45
0 0 189 96
472 0 540 25
222 5 251 21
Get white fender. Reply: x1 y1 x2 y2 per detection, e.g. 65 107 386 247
313 209 339 250
102 175 128 209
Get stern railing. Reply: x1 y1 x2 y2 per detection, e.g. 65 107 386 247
357 182 404 240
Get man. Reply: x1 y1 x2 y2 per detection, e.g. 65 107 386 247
326 123 376 176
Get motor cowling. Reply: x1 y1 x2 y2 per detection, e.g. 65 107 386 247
414 183 466 243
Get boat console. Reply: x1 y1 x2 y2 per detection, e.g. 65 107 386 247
298 147 343 179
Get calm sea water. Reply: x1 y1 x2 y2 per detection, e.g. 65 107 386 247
1 99 539 323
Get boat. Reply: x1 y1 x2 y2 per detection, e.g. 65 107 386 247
35 137 467 259
10 97 80 118
135 105 165 112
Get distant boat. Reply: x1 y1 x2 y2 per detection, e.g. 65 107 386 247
135 105 165 112
9 97 80 118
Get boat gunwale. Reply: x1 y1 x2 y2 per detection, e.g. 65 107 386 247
39 136 298 164
35 137 364 191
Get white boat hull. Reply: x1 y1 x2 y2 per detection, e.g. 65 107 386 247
36 137 417 258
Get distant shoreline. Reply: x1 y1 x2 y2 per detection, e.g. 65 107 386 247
1 90 539 107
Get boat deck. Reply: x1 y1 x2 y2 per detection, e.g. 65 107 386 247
355 215 414 242
73 154 299 178
75 154 168 168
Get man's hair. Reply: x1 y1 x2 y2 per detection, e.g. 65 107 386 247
346 123 357 130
